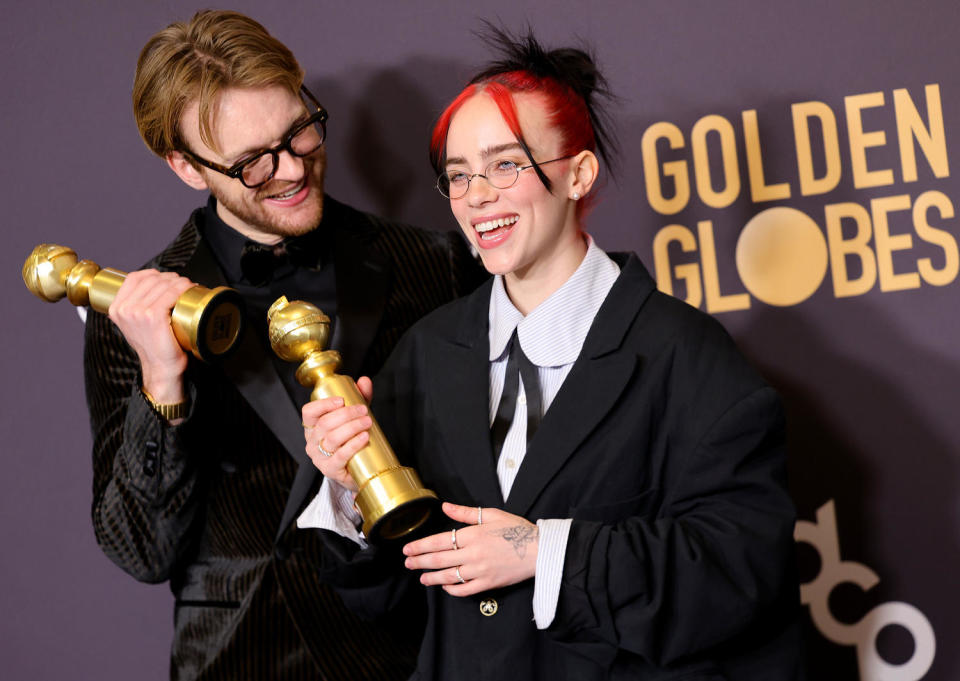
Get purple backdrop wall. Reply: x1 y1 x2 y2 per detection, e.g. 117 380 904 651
3 2 957 679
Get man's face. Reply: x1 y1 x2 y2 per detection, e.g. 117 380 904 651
177 85 326 243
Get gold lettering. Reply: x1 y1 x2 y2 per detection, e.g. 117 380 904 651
697 220 750 312
894 84 949 183
742 110 791 202
652 224 702 308
845 92 895 189
913 190 959 286
691 115 741 209
792 101 842 196
872 195 920 291
642 122 690 215
824 202 877 297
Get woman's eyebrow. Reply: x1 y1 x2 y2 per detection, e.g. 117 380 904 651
445 142 525 168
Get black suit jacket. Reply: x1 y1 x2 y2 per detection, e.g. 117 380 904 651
84 197 485 680
329 252 800 681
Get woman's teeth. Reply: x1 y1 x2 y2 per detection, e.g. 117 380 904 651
475 215 518 233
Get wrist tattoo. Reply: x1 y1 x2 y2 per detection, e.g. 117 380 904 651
496 525 539 559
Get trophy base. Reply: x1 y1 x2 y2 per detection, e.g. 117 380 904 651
356 466 440 543
172 286 245 361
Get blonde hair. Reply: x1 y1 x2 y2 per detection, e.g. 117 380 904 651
133 10 303 157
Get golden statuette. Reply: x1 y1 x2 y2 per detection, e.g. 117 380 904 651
267 296 438 542
22 243 243 361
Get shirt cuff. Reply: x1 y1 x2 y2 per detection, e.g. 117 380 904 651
533 518 572 629
297 477 367 548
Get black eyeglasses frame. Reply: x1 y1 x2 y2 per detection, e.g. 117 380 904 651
179 85 328 189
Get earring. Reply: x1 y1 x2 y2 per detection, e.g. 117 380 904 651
572 192 581 201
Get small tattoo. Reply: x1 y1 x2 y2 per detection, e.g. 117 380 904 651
496 525 538 559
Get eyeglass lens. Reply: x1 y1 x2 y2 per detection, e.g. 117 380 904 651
440 160 520 199
241 118 326 187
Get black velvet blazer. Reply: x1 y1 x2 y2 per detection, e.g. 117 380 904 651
84 196 485 680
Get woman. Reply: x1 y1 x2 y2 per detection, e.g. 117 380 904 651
300 27 799 681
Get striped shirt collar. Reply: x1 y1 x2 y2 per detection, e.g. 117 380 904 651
488 236 621 366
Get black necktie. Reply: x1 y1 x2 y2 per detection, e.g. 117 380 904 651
490 329 543 460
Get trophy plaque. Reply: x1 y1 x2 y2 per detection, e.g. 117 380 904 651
22 243 243 361
267 295 438 543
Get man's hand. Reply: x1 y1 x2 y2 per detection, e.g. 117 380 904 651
108 269 196 404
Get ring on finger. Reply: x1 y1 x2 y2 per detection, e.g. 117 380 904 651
318 439 335 458
451 527 460 550
455 565 466 584
477 506 483 526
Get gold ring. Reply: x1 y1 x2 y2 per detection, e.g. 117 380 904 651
455 565 465 584
318 440 334 458
451 528 460 550
477 506 483 526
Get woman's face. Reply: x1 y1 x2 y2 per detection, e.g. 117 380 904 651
444 92 583 285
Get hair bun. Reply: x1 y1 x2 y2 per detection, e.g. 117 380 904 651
468 21 619 174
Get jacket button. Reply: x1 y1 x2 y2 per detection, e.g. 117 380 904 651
479 598 498 616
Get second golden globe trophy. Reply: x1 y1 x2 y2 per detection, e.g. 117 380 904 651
267 296 438 543
22 243 243 361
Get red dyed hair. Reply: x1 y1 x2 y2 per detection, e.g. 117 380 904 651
430 70 599 213
431 71 597 169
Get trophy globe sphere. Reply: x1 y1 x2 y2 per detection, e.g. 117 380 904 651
267 296 331 362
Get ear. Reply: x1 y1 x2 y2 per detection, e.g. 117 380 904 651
166 151 209 191
568 150 599 200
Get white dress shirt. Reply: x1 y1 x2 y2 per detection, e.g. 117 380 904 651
298 236 620 629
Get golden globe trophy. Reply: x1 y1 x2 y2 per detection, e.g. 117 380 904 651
267 296 438 543
22 243 243 361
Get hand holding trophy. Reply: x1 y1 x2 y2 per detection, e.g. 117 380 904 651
267 296 438 543
22 243 243 361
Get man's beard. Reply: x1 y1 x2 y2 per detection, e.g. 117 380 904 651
212 157 325 239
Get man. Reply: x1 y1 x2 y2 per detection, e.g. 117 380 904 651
85 10 483 680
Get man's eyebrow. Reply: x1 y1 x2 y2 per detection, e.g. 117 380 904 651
227 112 311 163
444 142 525 168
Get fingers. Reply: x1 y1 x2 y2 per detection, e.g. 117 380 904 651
301 397 371 493
441 502 497 525
110 270 196 398
356 376 374 402
301 396 345 426
305 430 364 492
111 270 195 323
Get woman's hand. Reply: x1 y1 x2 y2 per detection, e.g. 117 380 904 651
300 377 374 493
403 502 539 596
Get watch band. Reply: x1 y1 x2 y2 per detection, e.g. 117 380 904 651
141 386 188 421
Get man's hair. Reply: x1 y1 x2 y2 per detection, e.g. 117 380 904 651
133 10 304 158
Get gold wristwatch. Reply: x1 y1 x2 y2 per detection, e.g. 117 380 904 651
141 386 188 421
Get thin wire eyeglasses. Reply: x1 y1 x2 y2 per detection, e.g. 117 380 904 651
436 155 574 199
179 85 328 189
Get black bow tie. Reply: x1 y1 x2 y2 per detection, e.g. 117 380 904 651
239 229 325 286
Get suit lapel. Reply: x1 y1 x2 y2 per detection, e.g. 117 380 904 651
180 237 308 466
426 282 504 507
180 229 315 541
505 254 657 517
330 222 390 379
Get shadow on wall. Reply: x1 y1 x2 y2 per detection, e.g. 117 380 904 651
308 57 473 233
738 303 958 681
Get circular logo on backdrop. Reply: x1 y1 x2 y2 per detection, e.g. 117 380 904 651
735 206 829 306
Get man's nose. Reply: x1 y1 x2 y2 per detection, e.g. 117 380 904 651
274 149 305 180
